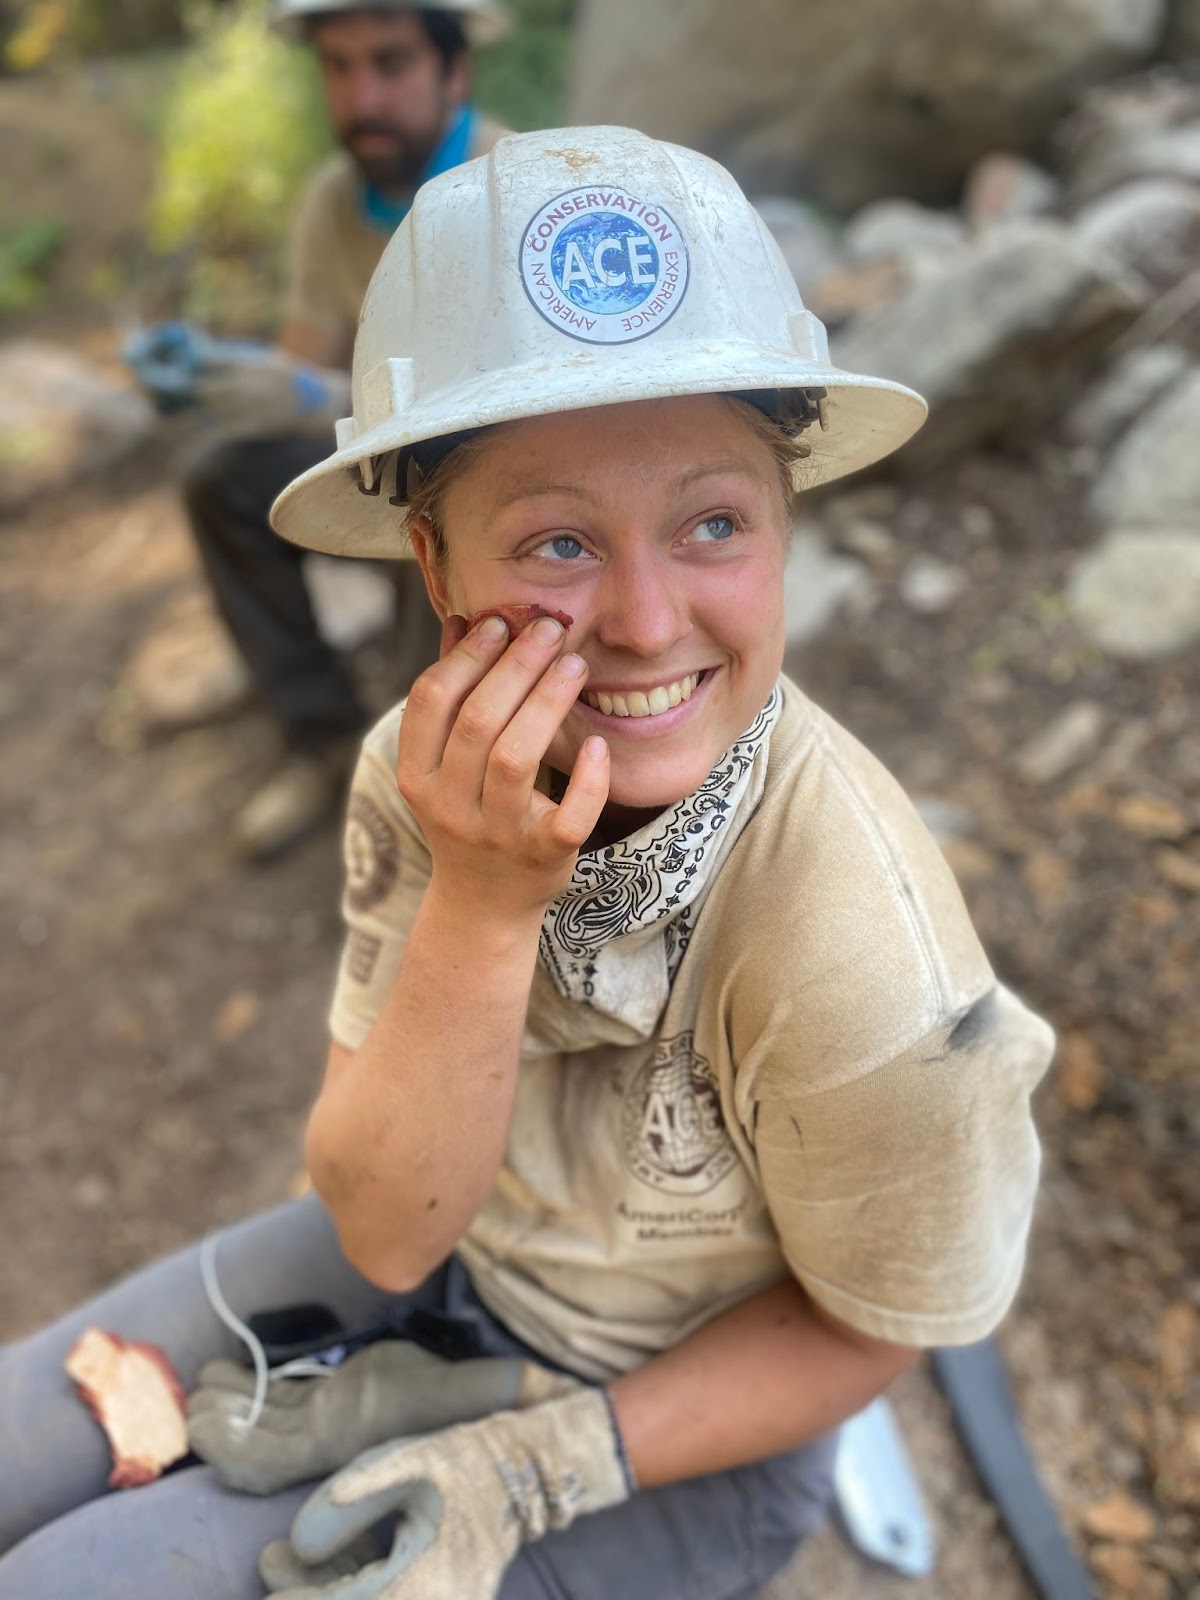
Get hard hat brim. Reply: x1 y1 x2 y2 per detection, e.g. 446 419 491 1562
271 1 512 48
270 352 927 559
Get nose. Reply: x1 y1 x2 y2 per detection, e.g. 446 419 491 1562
346 65 388 121
592 549 692 659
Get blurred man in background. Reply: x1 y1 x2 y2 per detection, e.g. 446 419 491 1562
142 0 509 859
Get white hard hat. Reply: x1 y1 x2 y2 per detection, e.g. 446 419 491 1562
272 126 927 559
269 0 511 48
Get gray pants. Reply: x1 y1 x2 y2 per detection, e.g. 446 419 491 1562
0 1195 835 1599
184 433 441 752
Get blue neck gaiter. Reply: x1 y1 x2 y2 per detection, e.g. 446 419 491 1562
359 103 476 233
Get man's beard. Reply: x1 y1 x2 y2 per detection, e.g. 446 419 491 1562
342 120 443 191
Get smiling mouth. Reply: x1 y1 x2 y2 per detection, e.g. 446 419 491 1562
583 671 703 719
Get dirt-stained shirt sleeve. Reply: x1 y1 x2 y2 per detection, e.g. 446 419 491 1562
283 157 369 361
697 688 1056 1349
752 985 1053 1347
328 707 431 1051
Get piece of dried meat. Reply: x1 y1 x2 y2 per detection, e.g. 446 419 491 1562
66 1326 189 1489
465 603 573 635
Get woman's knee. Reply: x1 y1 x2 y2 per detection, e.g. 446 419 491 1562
495 1436 838 1600
746 1431 839 1584
0 1194 371 1553
0 1467 306 1600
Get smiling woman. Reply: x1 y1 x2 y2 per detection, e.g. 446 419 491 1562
0 127 1055 1600
405 395 800 814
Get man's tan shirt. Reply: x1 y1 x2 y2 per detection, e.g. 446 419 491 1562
285 115 508 363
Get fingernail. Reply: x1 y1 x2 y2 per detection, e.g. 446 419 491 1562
583 736 607 759
532 616 564 643
479 616 508 642
557 653 585 678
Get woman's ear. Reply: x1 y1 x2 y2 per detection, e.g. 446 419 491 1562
408 516 452 621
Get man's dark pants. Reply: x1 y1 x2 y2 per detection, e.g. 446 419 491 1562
183 433 440 750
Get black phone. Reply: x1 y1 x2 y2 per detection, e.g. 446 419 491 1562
245 1303 350 1366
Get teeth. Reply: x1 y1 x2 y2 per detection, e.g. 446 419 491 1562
584 672 700 718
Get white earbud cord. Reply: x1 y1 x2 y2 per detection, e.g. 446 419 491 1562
199 1233 335 1433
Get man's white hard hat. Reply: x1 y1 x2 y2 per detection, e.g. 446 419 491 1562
272 126 928 559
269 0 511 48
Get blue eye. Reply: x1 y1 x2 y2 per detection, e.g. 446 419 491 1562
533 534 585 561
690 515 735 543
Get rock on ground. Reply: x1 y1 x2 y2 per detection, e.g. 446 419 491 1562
783 529 874 645
1064 344 1190 447
963 153 1062 234
568 0 1164 210
1057 72 1200 200
304 556 395 652
1089 366 1200 527
899 556 968 615
579 0 1171 212
843 200 967 268
1162 0 1200 56
1014 701 1107 784
0 341 154 516
1067 529 1200 658
833 223 1145 464
753 197 844 298
1072 178 1200 289
123 589 250 733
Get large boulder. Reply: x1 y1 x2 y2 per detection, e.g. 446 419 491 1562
843 200 967 268
1072 179 1200 289
567 0 1165 211
1068 529 1200 658
1162 0 1200 58
751 197 844 298
1064 343 1191 446
832 222 1145 464
963 153 1062 234
0 341 154 516
1057 73 1200 200
1089 366 1200 527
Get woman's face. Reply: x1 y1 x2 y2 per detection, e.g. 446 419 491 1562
412 395 791 813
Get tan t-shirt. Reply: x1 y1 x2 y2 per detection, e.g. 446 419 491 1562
284 115 508 362
330 678 1054 1380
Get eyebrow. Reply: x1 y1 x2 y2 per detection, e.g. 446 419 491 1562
492 481 598 510
493 460 771 510
673 459 773 492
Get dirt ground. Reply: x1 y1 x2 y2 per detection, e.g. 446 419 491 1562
1 417 1196 1596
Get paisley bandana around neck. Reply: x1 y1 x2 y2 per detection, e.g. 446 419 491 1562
538 687 782 1035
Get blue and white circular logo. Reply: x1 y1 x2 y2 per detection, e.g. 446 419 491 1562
520 186 690 346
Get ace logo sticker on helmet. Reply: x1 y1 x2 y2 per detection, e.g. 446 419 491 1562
521 187 690 345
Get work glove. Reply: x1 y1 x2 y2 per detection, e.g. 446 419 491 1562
189 1341 576 1495
123 321 349 438
257 1385 632 1600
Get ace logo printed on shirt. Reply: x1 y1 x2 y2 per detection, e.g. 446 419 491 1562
620 1032 738 1195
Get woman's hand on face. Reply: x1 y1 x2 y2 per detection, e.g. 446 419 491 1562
396 612 609 922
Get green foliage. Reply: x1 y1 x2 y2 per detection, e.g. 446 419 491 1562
2 0 184 69
0 215 68 309
145 0 576 328
149 0 331 258
474 0 576 131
